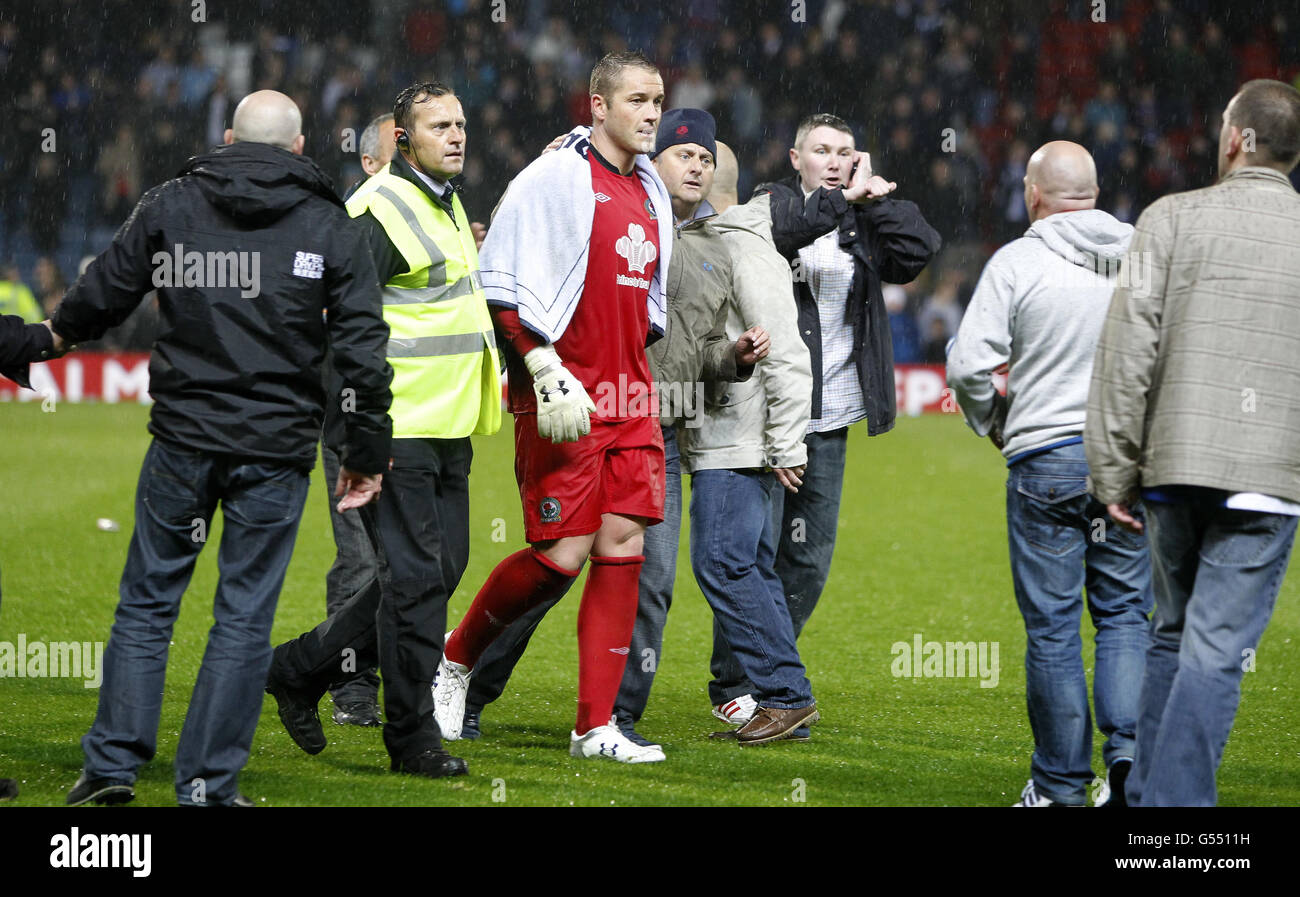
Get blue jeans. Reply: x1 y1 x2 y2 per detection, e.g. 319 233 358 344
1006 443 1153 805
1130 498 1298 806
691 468 813 709
81 438 309 806
709 427 847 702
466 425 681 734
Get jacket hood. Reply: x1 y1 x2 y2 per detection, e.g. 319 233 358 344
183 142 343 224
1027 208 1133 269
711 193 774 240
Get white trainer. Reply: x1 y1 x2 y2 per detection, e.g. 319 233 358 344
570 724 665 763
432 635 472 741
1012 778 1059 807
1093 758 1132 807
712 694 758 726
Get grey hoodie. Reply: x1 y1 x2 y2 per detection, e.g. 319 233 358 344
947 208 1134 460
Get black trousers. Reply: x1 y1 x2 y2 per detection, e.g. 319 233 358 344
275 436 472 761
321 443 380 705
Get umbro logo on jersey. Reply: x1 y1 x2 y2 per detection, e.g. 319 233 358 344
594 192 612 203
616 223 657 274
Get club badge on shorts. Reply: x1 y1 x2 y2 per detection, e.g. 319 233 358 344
540 497 562 523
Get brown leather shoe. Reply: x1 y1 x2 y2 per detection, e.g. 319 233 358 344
736 704 820 745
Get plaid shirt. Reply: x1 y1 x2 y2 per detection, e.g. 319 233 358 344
799 227 866 433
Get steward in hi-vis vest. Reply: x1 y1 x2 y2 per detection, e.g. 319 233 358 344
267 84 498 781
345 143 500 439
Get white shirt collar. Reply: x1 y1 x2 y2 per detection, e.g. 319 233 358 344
409 164 448 197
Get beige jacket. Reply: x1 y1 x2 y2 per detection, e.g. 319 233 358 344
1084 166 1300 504
679 194 813 472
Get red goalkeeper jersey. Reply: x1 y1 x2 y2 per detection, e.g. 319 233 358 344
504 148 660 420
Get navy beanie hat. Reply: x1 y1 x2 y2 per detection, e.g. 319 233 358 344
654 108 717 160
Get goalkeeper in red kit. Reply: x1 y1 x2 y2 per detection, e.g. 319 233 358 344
433 52 674 762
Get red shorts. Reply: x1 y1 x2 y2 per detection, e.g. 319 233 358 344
514 413 665 542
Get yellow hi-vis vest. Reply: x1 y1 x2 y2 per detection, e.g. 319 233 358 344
346 167 501 439
0 280 42 324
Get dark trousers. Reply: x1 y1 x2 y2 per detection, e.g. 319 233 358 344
321 443 380 705
82 438 309 806
275 437 472 761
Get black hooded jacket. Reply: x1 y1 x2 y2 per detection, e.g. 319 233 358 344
52 141 393 473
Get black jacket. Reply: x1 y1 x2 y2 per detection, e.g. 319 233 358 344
52 141 393 473
757 176 941 436
0 315 54 388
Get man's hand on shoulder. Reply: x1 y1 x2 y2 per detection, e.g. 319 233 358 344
471 221 487 251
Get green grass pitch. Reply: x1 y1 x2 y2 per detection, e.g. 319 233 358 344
2 403 1297 806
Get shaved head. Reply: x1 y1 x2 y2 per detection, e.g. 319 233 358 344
711 141 739 211
1023 140 1098 222
228 90 304 152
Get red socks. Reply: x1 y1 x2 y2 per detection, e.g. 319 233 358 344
446 549 643 737
575 555 643 735
446 548 578 669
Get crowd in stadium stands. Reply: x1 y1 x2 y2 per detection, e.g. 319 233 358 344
1 0 1297 360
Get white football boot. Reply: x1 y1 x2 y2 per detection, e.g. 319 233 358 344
432 633 471 741
570 724 665 763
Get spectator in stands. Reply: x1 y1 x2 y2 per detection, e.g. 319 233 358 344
1085 82 1127 136
32 256 66 319
885 283 921 364
0 262 42 324
97 123 142 225
29 155 64 255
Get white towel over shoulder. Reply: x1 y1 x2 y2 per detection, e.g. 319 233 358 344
478 126 672 344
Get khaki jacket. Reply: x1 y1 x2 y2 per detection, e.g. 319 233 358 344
1085 167 1300 503
649 203 747 426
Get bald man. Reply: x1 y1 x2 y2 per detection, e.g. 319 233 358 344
947 141 1152 807
59 89 393 806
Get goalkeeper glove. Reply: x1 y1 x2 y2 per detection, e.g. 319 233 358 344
523 345 596 443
